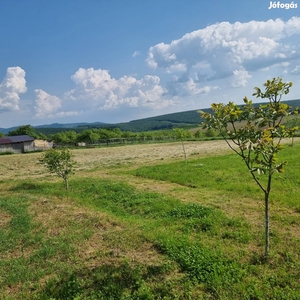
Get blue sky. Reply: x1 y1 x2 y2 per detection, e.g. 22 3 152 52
0 0 299 127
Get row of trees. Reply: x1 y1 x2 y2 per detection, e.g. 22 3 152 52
51 128 219 144
3 124 221 145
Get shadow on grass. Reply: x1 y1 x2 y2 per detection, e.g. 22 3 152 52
9 181 68 197
10 182 42 191
39 261 177 300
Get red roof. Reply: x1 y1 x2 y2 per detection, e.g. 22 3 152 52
0 135 34 145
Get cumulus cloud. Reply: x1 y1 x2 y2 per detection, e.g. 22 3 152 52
232 68 252 87
0 66 27 111
147 17 300 88
66 67 174 110
167 76 218 97
34 89 62 117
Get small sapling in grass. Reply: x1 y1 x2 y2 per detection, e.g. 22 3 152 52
39 148 76 190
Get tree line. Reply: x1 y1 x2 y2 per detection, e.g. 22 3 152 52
1 124 223 145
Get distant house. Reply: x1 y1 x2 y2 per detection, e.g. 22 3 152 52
0 135 35 154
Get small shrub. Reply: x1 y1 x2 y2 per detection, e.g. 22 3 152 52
39 148 76 190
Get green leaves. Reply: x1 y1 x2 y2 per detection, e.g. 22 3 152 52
201 77 297 258
201 77 297 189
39 148 76 190
252 77 293 103
173 128 190 140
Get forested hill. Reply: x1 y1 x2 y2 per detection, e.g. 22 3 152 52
77 98 300 132
79 108 212 132
33 108 212 135
1 99 299 135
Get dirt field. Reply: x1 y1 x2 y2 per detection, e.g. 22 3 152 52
0 138 297 180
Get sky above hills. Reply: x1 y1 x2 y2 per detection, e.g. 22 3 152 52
0 0 299 127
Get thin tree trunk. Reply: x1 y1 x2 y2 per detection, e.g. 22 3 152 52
264 172 272 259
65 178 69 190
264 191 269 258
181 141 187 163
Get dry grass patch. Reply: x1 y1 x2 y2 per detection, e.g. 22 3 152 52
0 140 232 180
27 192 165 271
0 211 11 227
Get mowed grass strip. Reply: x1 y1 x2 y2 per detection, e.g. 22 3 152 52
1 178 252 299
133 143 300 208
132 143 300 249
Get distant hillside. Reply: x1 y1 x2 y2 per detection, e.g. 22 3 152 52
0 122 106 135
35 122 106 129
0 126 18 135
1 99 299 135
79 108 213 132
79 98 300 132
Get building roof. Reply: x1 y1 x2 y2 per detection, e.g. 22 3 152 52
0 135 34 145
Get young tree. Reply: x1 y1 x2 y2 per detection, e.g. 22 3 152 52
173 128 192 163
39 148 76 190
201 77 298 259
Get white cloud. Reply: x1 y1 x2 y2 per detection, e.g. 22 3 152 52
66 67 174 110
0 66 27 111
34 89 62 117
232 68 252 87
56 111 79 117
3 17 300 126
291 65 300 74
147 17 300 85
167 77 218 97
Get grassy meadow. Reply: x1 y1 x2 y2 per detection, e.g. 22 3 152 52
0 140 300 299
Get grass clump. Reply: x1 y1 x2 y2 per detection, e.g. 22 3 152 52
155 237 244 292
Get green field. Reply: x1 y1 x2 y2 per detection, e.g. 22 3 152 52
0 141 299 299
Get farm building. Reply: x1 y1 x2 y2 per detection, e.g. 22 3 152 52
34 139 54 151
0 135 54 154
0 135 35 154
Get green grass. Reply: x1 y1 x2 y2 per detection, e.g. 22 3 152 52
133 144 300 209
1 144 300 299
